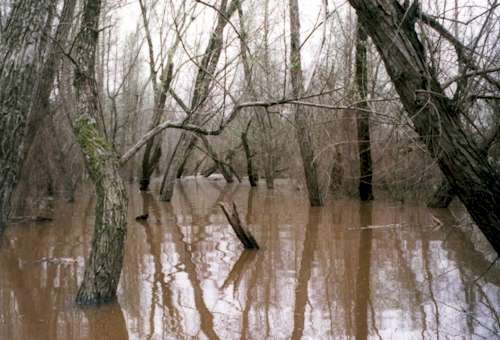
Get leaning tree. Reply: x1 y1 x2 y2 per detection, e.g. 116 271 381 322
347 0 500 254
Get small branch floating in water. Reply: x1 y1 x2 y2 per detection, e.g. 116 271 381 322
348 223 405 230
219 202 260 250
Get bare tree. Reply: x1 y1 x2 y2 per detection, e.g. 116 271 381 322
348 0 500 254
137 0 180 191
288 0 323 206
159 0 240 201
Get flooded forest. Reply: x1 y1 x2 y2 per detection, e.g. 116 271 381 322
0 0 499 339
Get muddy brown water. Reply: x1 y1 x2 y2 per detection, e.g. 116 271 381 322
0 178 499 340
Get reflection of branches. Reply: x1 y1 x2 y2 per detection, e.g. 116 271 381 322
169 204 221 339
139 192 182 337
421 227 441 340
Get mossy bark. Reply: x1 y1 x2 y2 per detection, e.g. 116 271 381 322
71 0 128 305
74 118 127 305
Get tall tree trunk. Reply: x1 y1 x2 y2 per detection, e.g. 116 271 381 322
0 0 52 231
288 0 323 206
237 3 258 187
355 22 374 201
23 0 77 160
71 0 128 305
260 0 276 190
348 0 500 254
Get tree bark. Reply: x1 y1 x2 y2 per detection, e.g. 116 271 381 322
288 0 323 206
348 0 500 254
242 127 258 187
355 22 374 201
71 0 128 305
23 0 77 161
0 0 52 231
219 202 259 249
427 101 499 208
427 179 455 208
160 133 191 201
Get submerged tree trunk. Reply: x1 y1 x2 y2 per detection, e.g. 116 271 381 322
73 119 127 304
0 0 51 231
160 134 191 201
71 0 128 305
288 0 323 206
199 135 233 183
348 0 500 254
355 22 374 201
242 126 258 187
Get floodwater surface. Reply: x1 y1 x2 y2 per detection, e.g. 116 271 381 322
0 179 499 339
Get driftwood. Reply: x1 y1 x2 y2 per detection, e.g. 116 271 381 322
219 202 259 249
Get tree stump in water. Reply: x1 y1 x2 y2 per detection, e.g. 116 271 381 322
219 202 259 249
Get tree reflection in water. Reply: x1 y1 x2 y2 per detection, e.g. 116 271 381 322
0 179 499 339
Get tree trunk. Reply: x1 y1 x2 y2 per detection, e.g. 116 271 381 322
160 133 191 201
242 128 258 187
71 0 128 305
348 0 500 254
138 0 174 191
427 101 499 208
355 22 374 201
261 0 276 190
0 0 51 231
74 119 127 304
288 0 323 206
199 135 233 183
22 0 77 161
236 4 259 188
